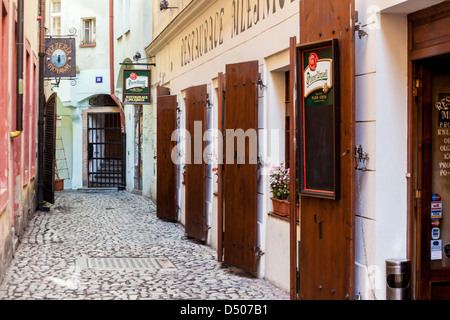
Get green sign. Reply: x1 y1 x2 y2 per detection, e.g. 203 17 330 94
298 39 340 200
123 70 151 104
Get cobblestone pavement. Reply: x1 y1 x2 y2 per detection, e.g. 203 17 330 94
0 190 289 300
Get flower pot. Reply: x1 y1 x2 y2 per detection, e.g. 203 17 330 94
55 179 64 191
271 198 290 217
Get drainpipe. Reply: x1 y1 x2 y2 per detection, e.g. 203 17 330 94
37 0 46 210
109 0 127 191
11 0 24 138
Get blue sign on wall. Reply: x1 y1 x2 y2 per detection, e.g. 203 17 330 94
96 77 103 83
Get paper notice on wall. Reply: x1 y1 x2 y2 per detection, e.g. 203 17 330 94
431 240 443 260
432 250 443 260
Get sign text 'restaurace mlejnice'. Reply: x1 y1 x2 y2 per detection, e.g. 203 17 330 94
181 0 296 67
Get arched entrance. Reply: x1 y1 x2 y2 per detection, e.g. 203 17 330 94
82 95 124 189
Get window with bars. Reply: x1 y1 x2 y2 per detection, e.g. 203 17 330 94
81 18 96 46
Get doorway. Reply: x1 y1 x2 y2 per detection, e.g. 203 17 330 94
413 56 450 300
409 1 450 300
134 105 143 193
87 112 123 188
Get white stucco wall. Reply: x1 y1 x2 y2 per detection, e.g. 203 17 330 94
114 0 154 198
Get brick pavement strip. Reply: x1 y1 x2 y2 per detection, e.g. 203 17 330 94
0 190 289 301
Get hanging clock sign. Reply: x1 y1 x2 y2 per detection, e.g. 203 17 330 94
44 37 77 79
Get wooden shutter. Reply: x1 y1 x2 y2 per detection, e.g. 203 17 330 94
185 84 207 241
157 90 178 222
223 61 259 273
297 0 356 300
43 93 57 204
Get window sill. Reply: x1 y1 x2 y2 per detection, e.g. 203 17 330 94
268 211 299 225
80 44 96 48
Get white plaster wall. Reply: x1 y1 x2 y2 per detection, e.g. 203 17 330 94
265 215 290 292
124 105 135 192
114 0 154 197
354 0 378 300
374 11 408 300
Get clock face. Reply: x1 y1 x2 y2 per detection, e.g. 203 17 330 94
52 49 67 67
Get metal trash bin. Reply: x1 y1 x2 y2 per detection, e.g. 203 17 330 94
386 259 411 300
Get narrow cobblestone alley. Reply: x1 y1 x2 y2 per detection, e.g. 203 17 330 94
0 190 289 301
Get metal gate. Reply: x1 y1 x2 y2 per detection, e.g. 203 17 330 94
87 113 123 188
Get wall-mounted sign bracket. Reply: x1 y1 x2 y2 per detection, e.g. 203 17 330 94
120 62 156 67
355 145 369 171
355 11 376 39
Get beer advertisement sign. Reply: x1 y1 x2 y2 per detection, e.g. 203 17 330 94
298 39 340 200
123 70 151 105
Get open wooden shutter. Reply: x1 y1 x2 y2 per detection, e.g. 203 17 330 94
43 93 57 204
157 88 178 222
185 85 207 241
297 0 356 300
222 61 259 273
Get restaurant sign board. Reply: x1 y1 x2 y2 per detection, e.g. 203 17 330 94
123 70 151 105
44 37 77 79
298 39 340 200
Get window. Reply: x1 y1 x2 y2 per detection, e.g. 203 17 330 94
81 18 96 46
123 0 130 34
115 0 123 38
51 0 61 36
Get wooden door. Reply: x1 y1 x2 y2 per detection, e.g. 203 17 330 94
43 93 57 204
185 85 207 241
409 1 450 300
298 0 355 300
157 89 178 222
222 61 259 273
414 58 450 300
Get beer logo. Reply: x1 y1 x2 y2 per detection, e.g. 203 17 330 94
308 53 319 72
304 52 333 98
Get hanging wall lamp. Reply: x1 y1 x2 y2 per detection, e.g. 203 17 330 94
160 0 178 11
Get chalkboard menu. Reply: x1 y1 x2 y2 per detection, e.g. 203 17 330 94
298 39 340 200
